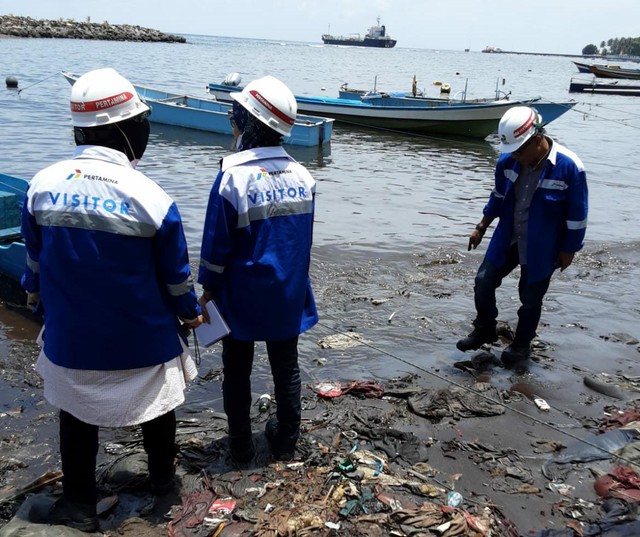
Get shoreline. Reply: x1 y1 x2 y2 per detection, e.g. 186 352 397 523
0 240 639 535
0 15 185 43
481 48 640 62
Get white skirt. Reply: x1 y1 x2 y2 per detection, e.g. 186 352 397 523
35 331 199 428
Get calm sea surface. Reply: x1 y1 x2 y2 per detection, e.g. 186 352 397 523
2 35 639 249
2 34 640 535
0 34 639 402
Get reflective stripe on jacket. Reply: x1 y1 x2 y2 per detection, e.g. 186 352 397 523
484 140 588 283
21 146 200 370
198 146 318 340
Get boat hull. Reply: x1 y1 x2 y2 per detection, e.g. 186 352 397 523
338 89 477 103
321 19 396 48
136 90 333 147
569 79 640 96
0 242 27 282
62 73 333 147
321 36 396 48
573 61 593 74
207 83 576 139
587 64 640 80
0 173 28 282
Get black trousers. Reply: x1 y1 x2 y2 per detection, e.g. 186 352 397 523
473 243 552 345
221 336 301 449
59 409 177 503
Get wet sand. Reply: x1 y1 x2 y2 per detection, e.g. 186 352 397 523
0 239 638 535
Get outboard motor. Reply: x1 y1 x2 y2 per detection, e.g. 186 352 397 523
222 72 242 87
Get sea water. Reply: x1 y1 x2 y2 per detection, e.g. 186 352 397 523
0 34 639 398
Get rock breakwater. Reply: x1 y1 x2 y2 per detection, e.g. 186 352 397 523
0 15 185 43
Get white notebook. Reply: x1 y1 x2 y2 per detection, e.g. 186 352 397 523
195 301 230 347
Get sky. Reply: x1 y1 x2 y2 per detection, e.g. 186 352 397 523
2 0 639 54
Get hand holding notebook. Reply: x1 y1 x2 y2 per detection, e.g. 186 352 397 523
195 301 230 347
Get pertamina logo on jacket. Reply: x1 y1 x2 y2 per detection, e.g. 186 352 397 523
52 169 130 214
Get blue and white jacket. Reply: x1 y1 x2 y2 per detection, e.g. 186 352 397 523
484 140 588 283
198 146 318 341
21 146 200 370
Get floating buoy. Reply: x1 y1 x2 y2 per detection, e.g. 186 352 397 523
5 76 18 89
440 83 451 94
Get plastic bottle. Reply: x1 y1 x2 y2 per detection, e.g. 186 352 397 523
258 394 272 413
446 491 463 508
533 396 551 411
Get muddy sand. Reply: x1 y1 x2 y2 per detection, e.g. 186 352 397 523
0 240 639 536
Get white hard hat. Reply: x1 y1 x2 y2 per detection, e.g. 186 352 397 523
498 106 543 154
70 68 150 127
230 75 297 136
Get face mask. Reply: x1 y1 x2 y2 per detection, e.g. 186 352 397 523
116 116 150 163
128 117 150 161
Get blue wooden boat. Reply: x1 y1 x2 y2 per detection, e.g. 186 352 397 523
207 79 576 139
339 87 469 103
337 76 511 103
61 73 333 147
0 173 28 282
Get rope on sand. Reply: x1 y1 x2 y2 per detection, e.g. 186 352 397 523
315 318 640 467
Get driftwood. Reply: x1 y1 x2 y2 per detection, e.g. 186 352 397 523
0 470 62 505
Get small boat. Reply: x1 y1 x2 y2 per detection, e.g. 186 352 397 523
339 88 510 105
586 63 640 80
61 72 334 147
322 17 396 48
572 61 593 73
569 77 640 96
0 173 28 282
338 76 513 104
207 76 576 140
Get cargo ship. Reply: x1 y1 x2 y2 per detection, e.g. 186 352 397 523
321 17 396 49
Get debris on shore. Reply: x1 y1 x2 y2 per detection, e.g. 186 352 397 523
4 369 640 536
0 15 185 43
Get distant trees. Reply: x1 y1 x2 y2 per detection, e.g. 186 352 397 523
583 37 640 57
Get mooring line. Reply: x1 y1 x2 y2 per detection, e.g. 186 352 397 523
570 103 640 129
0 71 62 100
17 71 63 94
314 318 640 465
